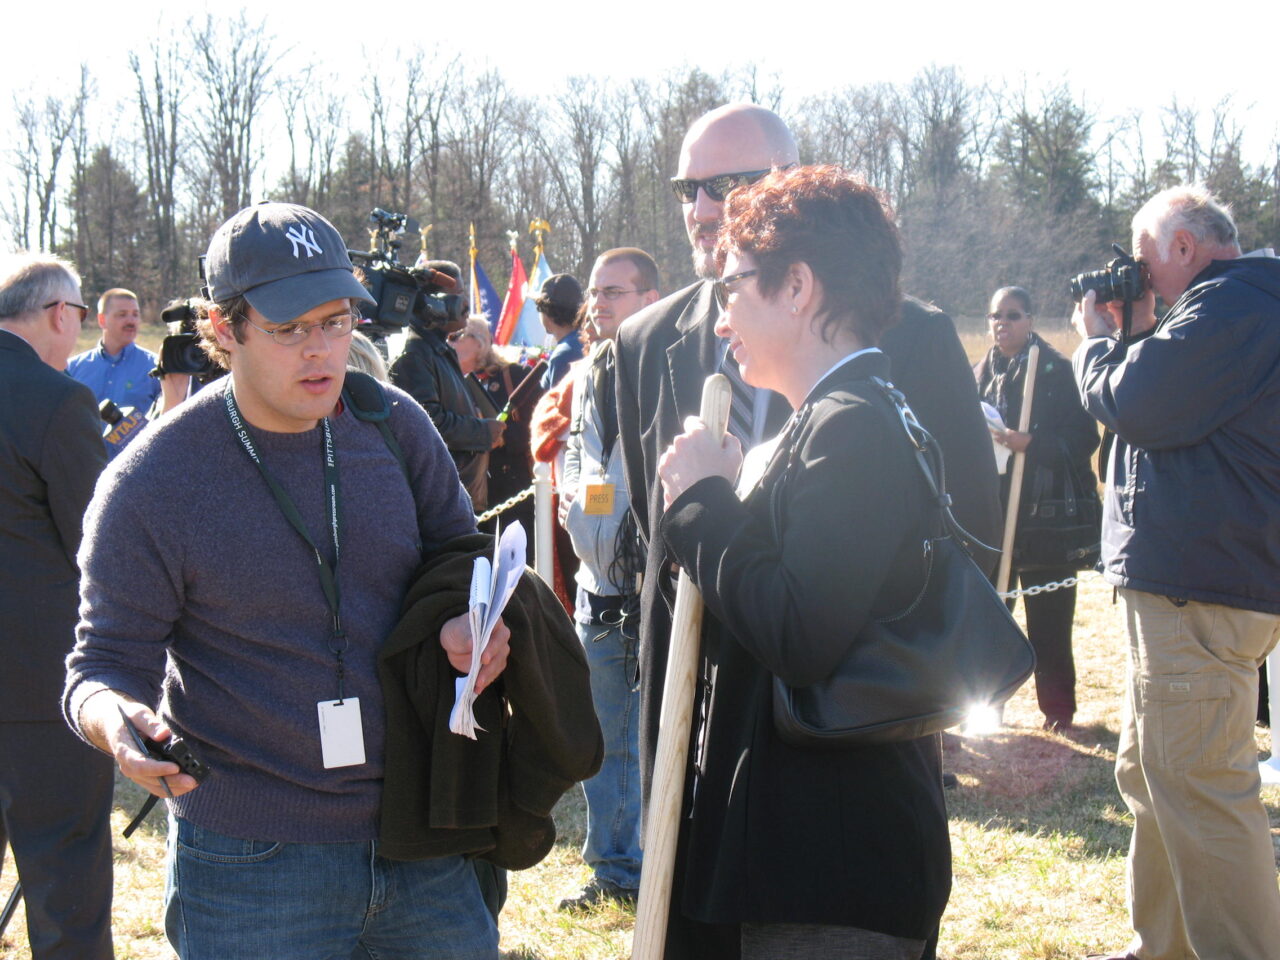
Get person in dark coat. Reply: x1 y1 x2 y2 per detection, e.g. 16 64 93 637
974 286 1099 730
0 253 113 959
388 262 505 510
449 318 539 533
651 165 951 959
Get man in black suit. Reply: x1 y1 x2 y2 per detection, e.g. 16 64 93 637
0 254 112 958
613 103 1001 957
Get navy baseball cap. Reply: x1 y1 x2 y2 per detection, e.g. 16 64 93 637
204 201 375 323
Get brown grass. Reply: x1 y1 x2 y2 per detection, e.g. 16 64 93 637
4 575 1276 959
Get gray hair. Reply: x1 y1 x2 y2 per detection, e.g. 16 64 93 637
1133 185 1238 259
0 253 81 321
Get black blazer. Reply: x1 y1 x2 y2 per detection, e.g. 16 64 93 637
614 284 1000 815
0 330 106 720
658 351 951 938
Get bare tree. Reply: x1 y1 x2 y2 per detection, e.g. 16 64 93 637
131 36 187 295
5 66 91 251
189 12 278 220
531 76 613 277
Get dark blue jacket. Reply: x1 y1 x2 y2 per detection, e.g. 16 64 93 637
1073 254 1280 613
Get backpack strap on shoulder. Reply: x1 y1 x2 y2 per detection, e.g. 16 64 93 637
342 371 411 484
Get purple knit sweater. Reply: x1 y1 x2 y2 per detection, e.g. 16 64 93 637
64 378 475 841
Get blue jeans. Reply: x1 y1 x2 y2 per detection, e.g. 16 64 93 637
165 816 498 960
575 592 643 890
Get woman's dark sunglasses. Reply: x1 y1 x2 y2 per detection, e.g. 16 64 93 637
669 169 773 204
712 269 759 310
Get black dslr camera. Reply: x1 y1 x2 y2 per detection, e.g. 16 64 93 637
156 298 219 380
1070 243 1151 342
349 208 467 341
1069 243 1147 304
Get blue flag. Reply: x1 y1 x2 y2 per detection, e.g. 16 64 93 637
471 259 503 334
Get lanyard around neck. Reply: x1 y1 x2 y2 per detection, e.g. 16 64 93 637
222 384 350 700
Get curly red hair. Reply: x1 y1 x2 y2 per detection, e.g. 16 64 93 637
715 164 902 346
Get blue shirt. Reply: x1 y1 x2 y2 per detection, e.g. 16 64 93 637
66 341 161 411
542 330 584 389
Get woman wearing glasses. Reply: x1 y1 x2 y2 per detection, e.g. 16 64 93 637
655 165 950 959
974 286 1100 731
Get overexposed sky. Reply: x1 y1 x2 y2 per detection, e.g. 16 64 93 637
4 0 1277 195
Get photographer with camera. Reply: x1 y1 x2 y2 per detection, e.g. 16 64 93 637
388 260 505 511
147 298 225 418
1072 185 1280 960
63 202 509 960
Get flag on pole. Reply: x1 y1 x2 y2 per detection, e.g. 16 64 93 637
468 223 502 330
494 245 528 346
473 261 502 332
509 251 553 348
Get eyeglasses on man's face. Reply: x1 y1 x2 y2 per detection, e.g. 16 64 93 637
669 169 774 204
240 312 357 345
43 299 90 323
712 269 760 311
587 287 649 302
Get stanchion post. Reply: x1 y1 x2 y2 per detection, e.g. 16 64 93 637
632 373 732 960
532 460 554 586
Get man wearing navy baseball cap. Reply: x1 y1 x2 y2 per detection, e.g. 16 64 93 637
64 202 508 959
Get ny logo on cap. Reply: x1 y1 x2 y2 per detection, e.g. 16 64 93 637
285 224 323 259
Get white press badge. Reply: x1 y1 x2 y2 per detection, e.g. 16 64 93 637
581 474 616 516
317 698 366 768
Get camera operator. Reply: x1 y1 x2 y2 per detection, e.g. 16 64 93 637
388 260 505 511
1072 185 1280 960
147 298 226 419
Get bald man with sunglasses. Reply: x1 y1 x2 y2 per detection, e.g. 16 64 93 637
613 103 1001 959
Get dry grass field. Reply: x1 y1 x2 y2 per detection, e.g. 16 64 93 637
3 320 1276 958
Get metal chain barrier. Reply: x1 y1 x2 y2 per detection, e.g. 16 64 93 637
998 569 1102 600
474 484 535 525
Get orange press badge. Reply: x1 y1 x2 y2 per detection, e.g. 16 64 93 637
583 481 616 516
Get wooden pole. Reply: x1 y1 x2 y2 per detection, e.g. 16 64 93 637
632 373 732 960
996 343 1040 596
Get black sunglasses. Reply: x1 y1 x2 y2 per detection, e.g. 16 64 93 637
712 269 759 310
43 299 90 323
670 169 774 204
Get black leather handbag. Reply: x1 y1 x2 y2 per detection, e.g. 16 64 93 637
1014 440 1102 571
771 379 1035 747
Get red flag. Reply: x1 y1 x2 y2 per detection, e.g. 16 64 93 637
495 248 528 345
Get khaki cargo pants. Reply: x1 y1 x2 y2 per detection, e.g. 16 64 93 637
1117 588 1280 960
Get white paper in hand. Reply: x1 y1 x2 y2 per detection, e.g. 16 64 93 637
981 401 1013 475
449 521 527 738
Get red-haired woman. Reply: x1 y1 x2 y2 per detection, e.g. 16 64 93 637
656 165 950 958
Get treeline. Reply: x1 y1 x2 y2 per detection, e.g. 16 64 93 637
7 13 1279 325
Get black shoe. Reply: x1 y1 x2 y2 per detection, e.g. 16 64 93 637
557 876 639 912
941 772 959 789
1043 716 1074 732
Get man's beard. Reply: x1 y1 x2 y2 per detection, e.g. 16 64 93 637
691 243 718 280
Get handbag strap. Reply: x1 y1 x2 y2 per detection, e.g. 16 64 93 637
865 377 1000 558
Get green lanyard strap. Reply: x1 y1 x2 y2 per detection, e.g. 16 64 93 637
223 384 349 701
